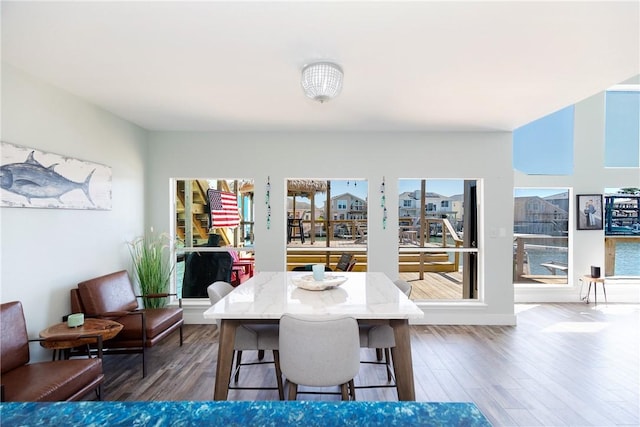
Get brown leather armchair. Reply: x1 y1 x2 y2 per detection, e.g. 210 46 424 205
1 301 104 402
70 270 183 377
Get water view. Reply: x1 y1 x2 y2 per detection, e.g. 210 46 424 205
614 242 640 276
525 242 639 277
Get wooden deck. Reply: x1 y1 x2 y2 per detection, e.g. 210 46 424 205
287 239 569 299
400 271 570 300
400 271 464 300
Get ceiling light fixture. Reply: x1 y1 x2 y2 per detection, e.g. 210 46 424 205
301 62 343 103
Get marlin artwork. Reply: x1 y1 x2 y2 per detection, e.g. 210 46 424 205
1 142 112 210
1 150 95 205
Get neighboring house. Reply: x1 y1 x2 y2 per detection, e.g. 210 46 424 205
544 191 570 213
514 196 569 235
330 193 367 220
399 191 420 218
286 199 310 219
448 194 465 228
399 190 460 222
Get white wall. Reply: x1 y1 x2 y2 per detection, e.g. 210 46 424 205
1 64 148 360
147 131 516 325
515 91 640 303
3 64 635 344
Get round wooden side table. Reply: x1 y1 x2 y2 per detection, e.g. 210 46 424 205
39 318 123 360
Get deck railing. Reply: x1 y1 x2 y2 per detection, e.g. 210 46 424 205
513 234 640 282
513 235 568 282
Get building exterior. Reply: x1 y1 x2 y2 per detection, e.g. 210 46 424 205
399 191 463 225
514 196 569 235
330 193 367 221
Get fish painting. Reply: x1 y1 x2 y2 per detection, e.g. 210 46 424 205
0 151 95 205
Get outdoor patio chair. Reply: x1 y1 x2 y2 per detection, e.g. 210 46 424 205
335 253 357 272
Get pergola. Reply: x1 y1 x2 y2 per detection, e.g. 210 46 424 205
287 180 328 244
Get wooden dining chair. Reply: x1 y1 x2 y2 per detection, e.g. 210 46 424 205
279 314 360 401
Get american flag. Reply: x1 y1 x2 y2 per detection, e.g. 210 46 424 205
208 189 240 228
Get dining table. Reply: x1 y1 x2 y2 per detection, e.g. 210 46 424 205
203 271 425 401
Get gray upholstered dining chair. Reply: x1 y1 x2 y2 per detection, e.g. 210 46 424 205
393 279 413 298
207 281 283 399
279 314 360 401
358 279 413 389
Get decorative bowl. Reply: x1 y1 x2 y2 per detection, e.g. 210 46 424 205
291 274 348 291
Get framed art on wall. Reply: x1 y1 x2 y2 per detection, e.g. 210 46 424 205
1 141 112 210
576 194 603 230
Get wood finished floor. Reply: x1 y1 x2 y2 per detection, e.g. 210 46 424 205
100 303 639 426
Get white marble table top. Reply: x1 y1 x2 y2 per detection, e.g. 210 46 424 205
203 272 424 321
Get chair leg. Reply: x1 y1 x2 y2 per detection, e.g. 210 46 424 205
234 351 243 383
179 325 183 346
142 346 147 378
273 350 284 400
287 381 298 401
340 383 349 400
384 348 392 382
258 350 265 360
349 379 356 401
376 348 383 361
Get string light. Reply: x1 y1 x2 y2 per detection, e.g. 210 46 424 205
266 176 271 230
381 177 387 229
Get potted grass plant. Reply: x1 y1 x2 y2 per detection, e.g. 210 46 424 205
129 228 173 309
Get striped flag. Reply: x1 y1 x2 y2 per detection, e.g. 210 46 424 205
208 189 240 228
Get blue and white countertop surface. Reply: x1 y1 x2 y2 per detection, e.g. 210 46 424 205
1 401 492 426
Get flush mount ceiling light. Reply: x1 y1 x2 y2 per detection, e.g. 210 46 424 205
301 62 343 103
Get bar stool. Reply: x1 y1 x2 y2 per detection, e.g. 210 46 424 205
287 218 305 243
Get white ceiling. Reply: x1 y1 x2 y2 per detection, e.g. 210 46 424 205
2 1 638 132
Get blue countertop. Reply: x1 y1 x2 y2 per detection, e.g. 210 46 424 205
1 401 492 426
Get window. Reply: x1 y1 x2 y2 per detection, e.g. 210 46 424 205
604 187 640 277
286 179 368 271
398 179 479 300
513 106 574 175
513 188 569 285
526 200 540 212
605 89 640 168
352 200 365 211
173 179 254 299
